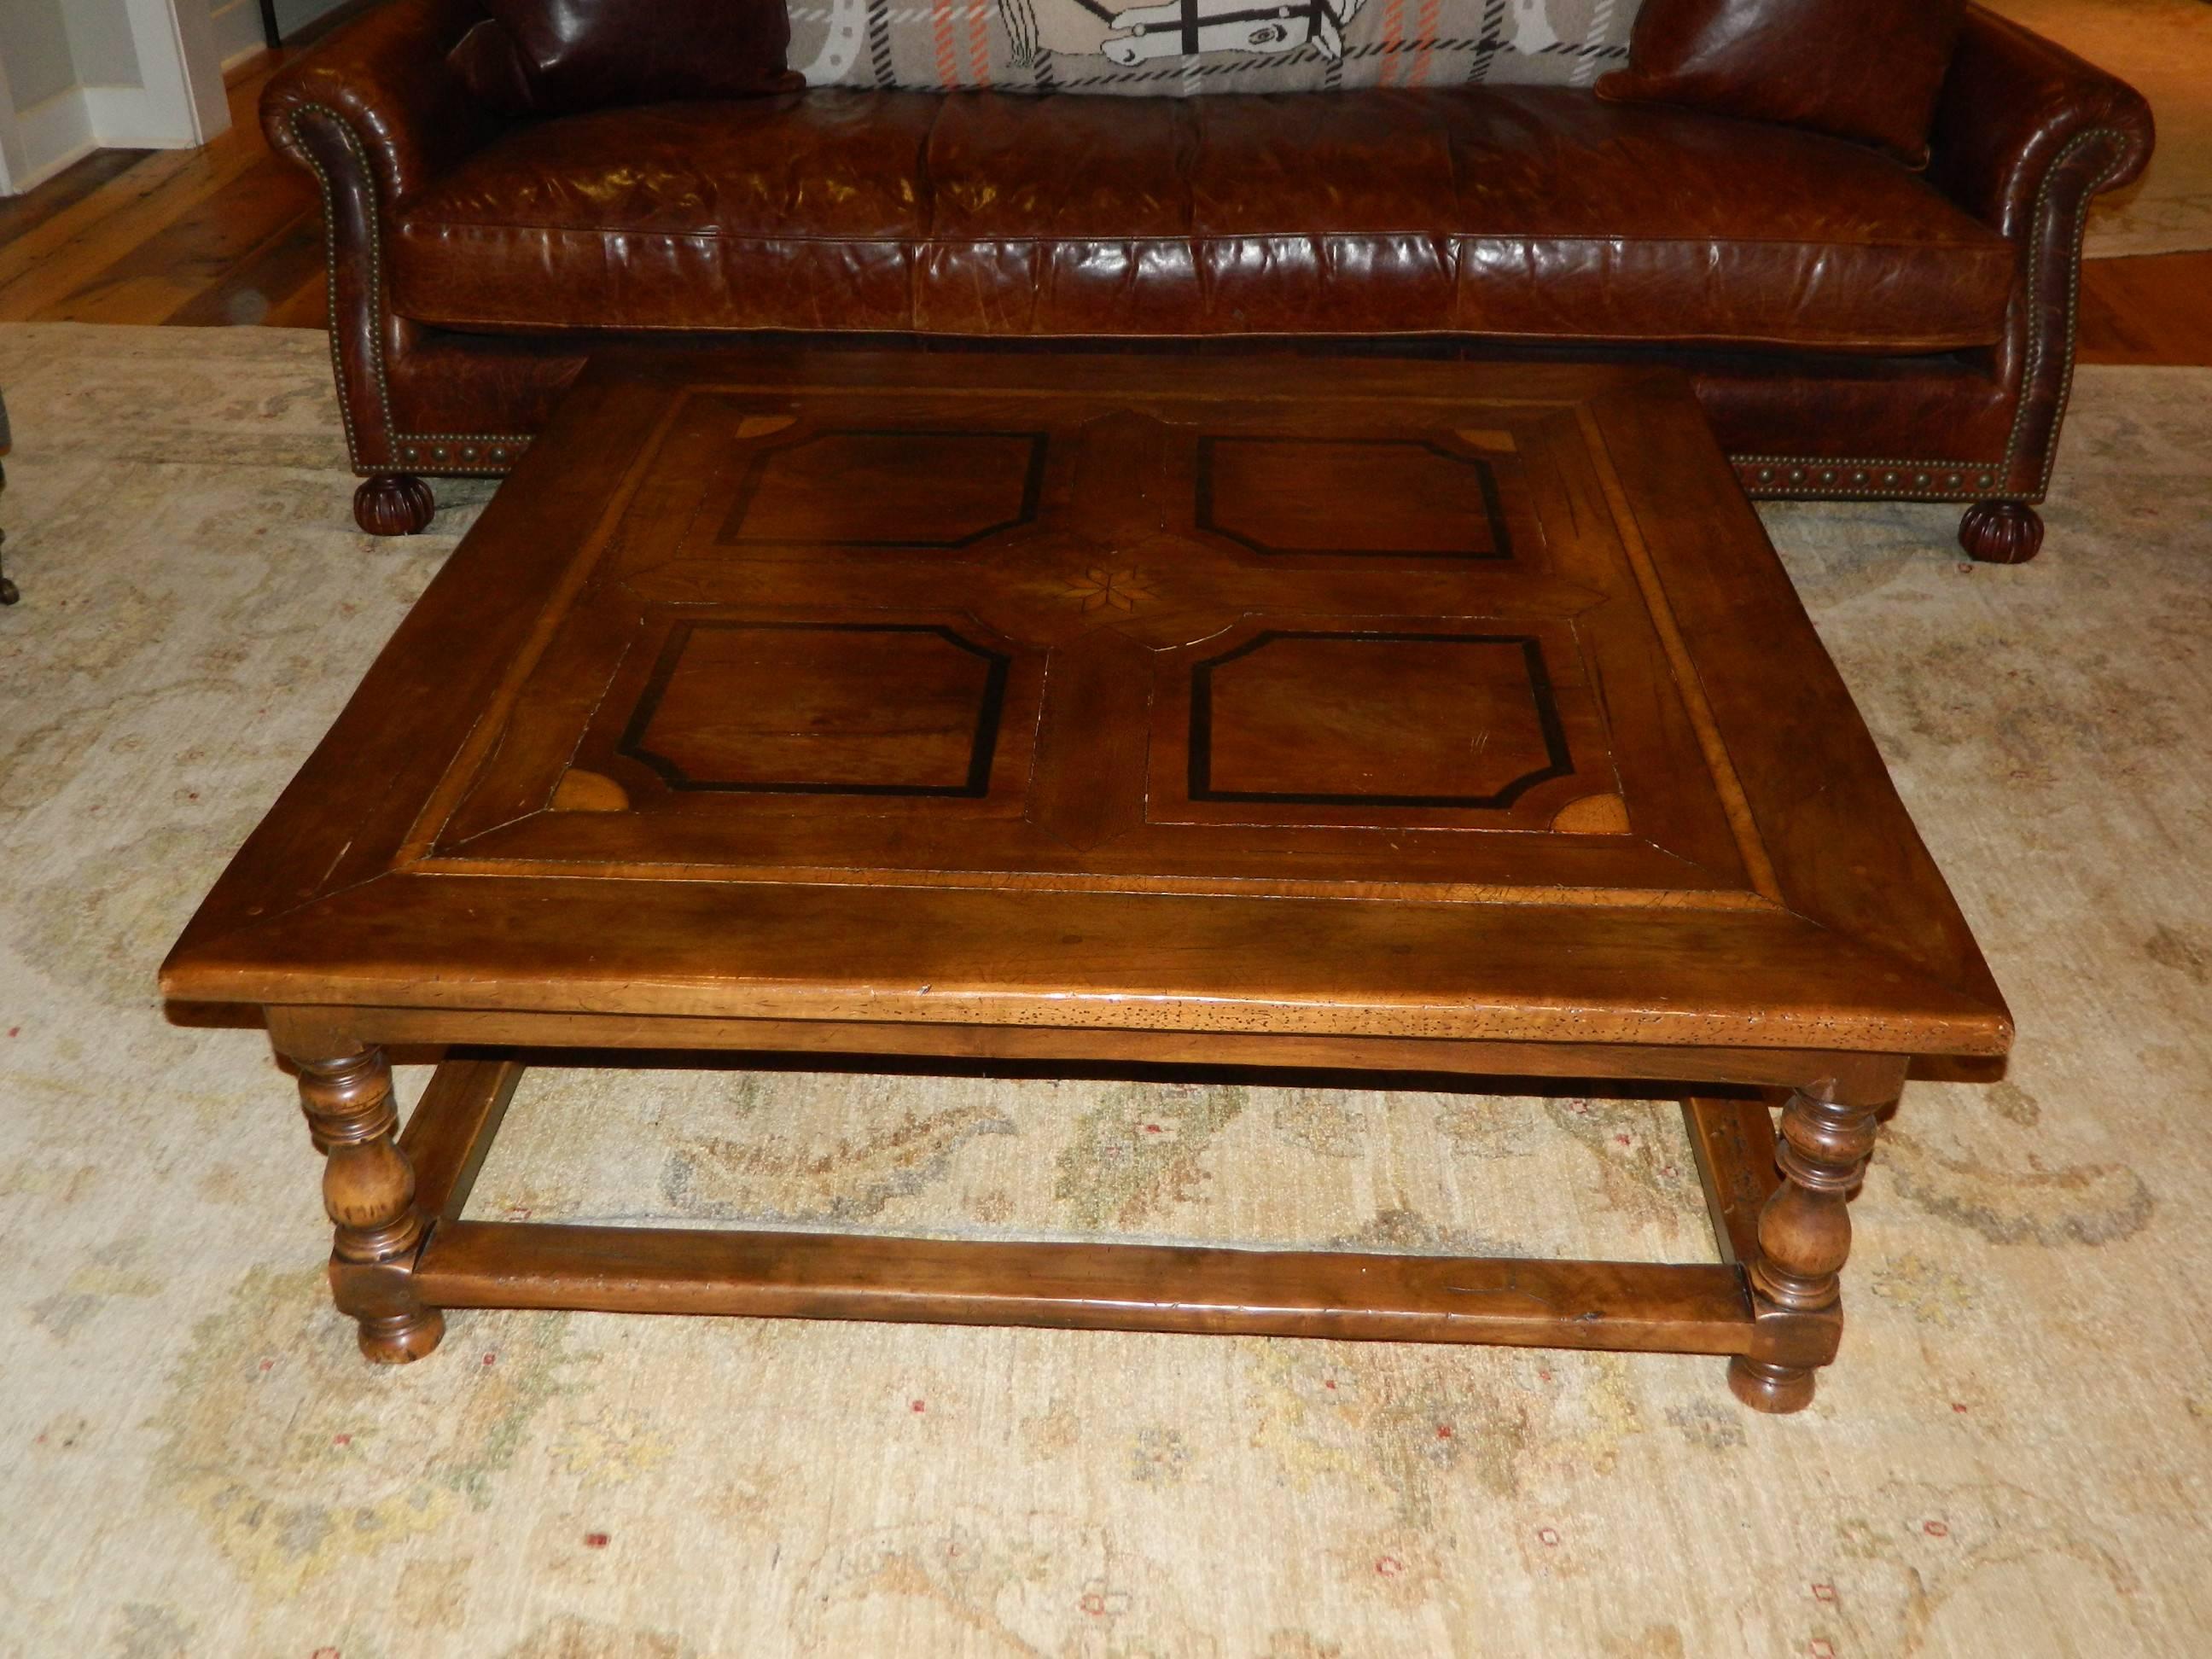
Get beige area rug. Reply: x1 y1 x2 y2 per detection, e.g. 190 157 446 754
1988 0 2212 258
1 323 2209 1656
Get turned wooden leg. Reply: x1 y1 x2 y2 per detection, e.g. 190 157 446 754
2 461 17 604
353 473 436 537
1728 1070 1898 1414
291 1044 445 1363
1958 501 2044 565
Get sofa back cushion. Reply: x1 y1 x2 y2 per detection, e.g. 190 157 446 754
451 0 797 115
1596 0 1966 165
788 0 1642 96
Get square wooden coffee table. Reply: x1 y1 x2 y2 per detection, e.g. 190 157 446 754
163 351 2011 1412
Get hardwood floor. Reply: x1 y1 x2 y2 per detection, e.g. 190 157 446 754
0 148 151 247
0 56 327 330
1 50 2206 363
2078 252 2212 366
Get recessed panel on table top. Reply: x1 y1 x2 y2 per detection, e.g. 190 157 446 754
422 386 1768 905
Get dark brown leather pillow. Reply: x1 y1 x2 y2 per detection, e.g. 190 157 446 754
1595 0 1969 166
449 0 798 117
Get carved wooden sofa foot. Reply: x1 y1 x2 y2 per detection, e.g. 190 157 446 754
1958 500 2046 565
355 474 437 537
2 406 16 604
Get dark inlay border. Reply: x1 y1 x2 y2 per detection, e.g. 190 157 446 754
720 428 1050 549
1194 437 1512 561
1186 630 1574 808
619 621 1011 798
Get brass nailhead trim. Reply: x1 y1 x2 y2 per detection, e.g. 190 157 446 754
293 103 535 479
1731 125 2133 504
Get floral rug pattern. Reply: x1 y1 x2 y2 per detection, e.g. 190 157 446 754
0 324 2208 1655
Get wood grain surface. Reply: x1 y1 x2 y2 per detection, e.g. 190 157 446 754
164 351 2011 1061
162 348 1985 1410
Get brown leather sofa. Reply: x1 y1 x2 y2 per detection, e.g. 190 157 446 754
265 0 2151 561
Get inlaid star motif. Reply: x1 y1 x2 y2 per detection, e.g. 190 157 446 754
1064 564 1158 614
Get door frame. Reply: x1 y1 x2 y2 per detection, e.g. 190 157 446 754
0 0 230 195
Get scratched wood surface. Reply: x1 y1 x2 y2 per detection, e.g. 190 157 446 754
162 350 2011 1060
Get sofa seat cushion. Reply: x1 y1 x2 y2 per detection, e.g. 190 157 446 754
389 87 2016 351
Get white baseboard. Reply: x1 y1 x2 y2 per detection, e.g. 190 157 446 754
0 0 231 193
0 80 213 195
83 84 213 150
3 88 98 194
212 0 271 69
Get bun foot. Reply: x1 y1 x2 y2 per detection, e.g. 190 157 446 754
357 1307 445 1364
0 575 17 606
1728 1355 1818 1414
354 474 436 537
1958 501 2044 565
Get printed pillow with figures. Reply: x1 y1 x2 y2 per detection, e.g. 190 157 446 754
788 0 1641 96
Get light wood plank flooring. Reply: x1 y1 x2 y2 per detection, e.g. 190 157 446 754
0 56 326 330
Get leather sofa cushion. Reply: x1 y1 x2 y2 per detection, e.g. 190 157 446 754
389 87 2017 351
1598 0 1968 166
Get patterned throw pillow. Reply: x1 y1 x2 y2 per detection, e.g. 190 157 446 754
789 0 1641 96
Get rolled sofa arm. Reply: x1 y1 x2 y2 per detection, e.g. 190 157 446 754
1916 6 2153 552
262 0 517 500
1928 5 2154 241
262 0 496 207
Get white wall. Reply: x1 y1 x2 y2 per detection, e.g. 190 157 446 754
0 0 231 194
0 0 95 191
209 0 267 68
212 0 358 67
66 0 147 86
272 0 354 37
0 0 79 108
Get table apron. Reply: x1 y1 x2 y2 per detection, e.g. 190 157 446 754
267 1003 1909 1092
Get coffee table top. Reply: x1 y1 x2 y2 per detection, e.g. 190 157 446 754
165 351 2008 1057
